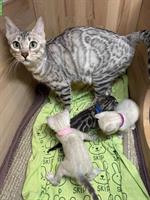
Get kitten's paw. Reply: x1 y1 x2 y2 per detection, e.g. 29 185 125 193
91 135 99 141
46 172 54 181
46 172 58 186
94 168 101 176
87 168 101 181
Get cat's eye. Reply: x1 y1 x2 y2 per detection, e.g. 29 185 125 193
12 41 20 49
30 41 38 49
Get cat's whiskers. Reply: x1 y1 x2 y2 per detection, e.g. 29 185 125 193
6 59 15 74
13 60 20 75
7 56 14 64
8 59 19 75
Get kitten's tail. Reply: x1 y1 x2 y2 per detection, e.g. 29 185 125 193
79 175 99 200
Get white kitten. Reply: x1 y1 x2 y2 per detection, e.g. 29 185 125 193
47 110 100 200
95 99 139 135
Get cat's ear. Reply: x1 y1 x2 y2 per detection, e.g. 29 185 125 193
31 17 45 38
5 16 20 40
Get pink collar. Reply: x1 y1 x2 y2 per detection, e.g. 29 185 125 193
57 127 73 137
118 113 125 128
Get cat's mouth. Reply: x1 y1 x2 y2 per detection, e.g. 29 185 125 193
22 59 31 65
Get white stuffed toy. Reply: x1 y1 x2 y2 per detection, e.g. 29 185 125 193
95 99 139 135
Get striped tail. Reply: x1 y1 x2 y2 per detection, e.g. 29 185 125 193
140 30 150 75
79 175 99 200
147 48 150 75
126 31 141 46
126 30 150 76
126 30 150 48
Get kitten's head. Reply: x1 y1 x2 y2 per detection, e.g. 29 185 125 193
5 17 46 66
95 99 139 135
47 110 70 133
95 111 121 135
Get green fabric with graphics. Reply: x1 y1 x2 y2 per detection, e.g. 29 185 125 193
22 75 150 200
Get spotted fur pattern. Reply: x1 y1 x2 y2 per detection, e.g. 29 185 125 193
5 17 150 109
71 95 118 132
42 27 134 108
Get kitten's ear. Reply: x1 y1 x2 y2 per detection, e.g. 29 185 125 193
5 16 20 39
95 113 102 119
31 17 45 38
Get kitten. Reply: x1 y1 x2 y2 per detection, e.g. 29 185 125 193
47 95 118 152
5 17 149 109
47 110 100 200
95 99 139 135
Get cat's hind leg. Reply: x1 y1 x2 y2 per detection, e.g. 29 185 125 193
93 79 112 98
92 78 115 110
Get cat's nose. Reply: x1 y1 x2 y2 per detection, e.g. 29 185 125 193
21 52 28 59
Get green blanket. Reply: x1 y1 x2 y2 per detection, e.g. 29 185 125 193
22 76 149 200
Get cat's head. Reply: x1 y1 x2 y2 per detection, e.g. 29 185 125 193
5 17 46 66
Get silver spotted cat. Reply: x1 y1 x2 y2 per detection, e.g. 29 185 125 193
5 17 150 109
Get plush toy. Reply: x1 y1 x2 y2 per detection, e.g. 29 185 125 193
95 99 139 135
47 95 118 152
47 110 100 200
